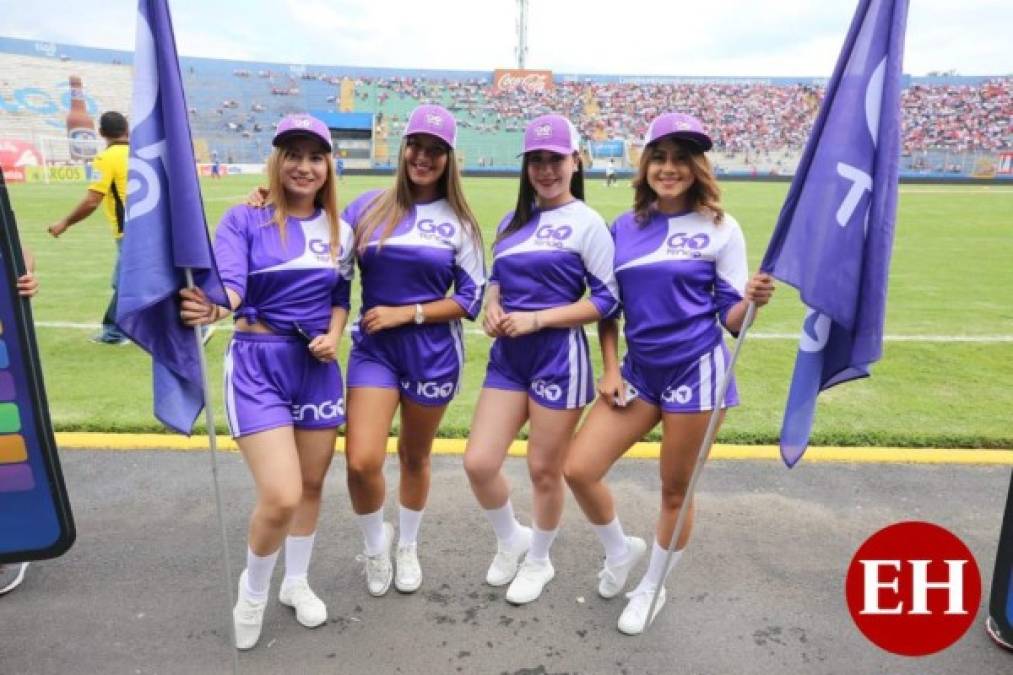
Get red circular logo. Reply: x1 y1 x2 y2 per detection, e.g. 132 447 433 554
845 521 981 656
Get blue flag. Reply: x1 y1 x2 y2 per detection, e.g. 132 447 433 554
116 0 227 434
760 0 909 467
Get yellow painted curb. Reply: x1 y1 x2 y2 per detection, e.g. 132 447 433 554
52 433 1013 465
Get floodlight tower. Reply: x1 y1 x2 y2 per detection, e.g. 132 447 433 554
516 0 529 69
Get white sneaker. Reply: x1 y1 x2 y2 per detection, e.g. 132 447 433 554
485 526 532 587
355 522 394 597
278 576 327 627
233 571 268 650
597 536 647 599
505 556 555 605
618 585 666 636
395 542 422 593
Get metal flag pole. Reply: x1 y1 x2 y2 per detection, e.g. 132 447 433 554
185 269 239 672
644 301 757 632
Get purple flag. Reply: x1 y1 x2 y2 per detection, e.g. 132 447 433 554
760 0 909 467
116 0 227 434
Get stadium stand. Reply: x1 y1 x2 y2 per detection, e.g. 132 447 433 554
1 36 1009 178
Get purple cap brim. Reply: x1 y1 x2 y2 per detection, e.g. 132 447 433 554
649 131 712 152
519 143 577 157
274 129 332 152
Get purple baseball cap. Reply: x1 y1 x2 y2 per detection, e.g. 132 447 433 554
403 104 457 149
522 114 579 156
273 113 333 152
644 112 713 152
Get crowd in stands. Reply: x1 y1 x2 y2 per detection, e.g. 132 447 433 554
902 79 1011 153
362 75 1010 155
176 63 1012 165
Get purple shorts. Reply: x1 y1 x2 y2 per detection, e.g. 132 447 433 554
483 327 594 410
223 332 345 438
346 321 464 407
620 342 739 414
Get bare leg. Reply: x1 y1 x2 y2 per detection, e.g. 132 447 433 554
238 426 303 555
463 388 529 509
655 409 725 550
289 427 339 536
563 397 660 525
396 396 449 511
525 400 583 531
345 387 399 514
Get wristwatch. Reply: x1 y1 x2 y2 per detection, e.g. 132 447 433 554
414 303 425 325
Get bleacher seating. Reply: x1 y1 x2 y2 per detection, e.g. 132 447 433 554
1 36 1009 175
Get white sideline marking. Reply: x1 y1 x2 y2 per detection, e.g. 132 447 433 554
33 321 1013 343
899 188 1013 194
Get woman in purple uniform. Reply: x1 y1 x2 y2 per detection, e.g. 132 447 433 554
180 114 353 649
564 113 774 635
464 114 619 605
341 104 485 597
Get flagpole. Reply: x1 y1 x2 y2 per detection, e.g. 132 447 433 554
185 269 239 671
644 301 757 632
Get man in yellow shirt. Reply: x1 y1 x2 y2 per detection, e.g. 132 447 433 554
48 111 129 345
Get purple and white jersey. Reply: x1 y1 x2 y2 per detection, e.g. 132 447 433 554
342 190 486 319
612 208 747 368
490 200 619 318
214 204 355 335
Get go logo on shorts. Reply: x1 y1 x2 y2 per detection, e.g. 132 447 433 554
661 385 693 405
291 398 345 423
666 232 709 258
531 379 562 402
414 380 455 399
417 218 456 241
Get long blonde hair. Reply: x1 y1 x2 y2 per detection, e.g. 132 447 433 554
633 139 724 225
354 136 482 252
265 140 340 258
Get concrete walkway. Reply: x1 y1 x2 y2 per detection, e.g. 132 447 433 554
2 445 1011 674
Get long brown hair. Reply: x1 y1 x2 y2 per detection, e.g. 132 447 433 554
497 152 585 245
265 139 340 258
632 139 724 225
354 136 482 252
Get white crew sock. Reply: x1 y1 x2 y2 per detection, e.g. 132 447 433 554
356 507 386 556
484 500 523 544
398 504 424 545
635 540 684 592
244 547 280 601
283 532 316 581
593 516 630 561
528 526 559 562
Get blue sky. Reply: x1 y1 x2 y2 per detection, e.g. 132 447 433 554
3 0 1011 76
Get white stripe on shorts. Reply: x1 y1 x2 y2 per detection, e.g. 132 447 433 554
574 329 585 408
451 320 465 395
567 328 579 409
698 348 713 412
223 340 240 435
578 330 590 407
713 343 727 410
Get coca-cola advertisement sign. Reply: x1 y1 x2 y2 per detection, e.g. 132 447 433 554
493 69 554 94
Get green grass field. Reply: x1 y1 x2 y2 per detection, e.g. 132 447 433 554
7 176 1013 447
